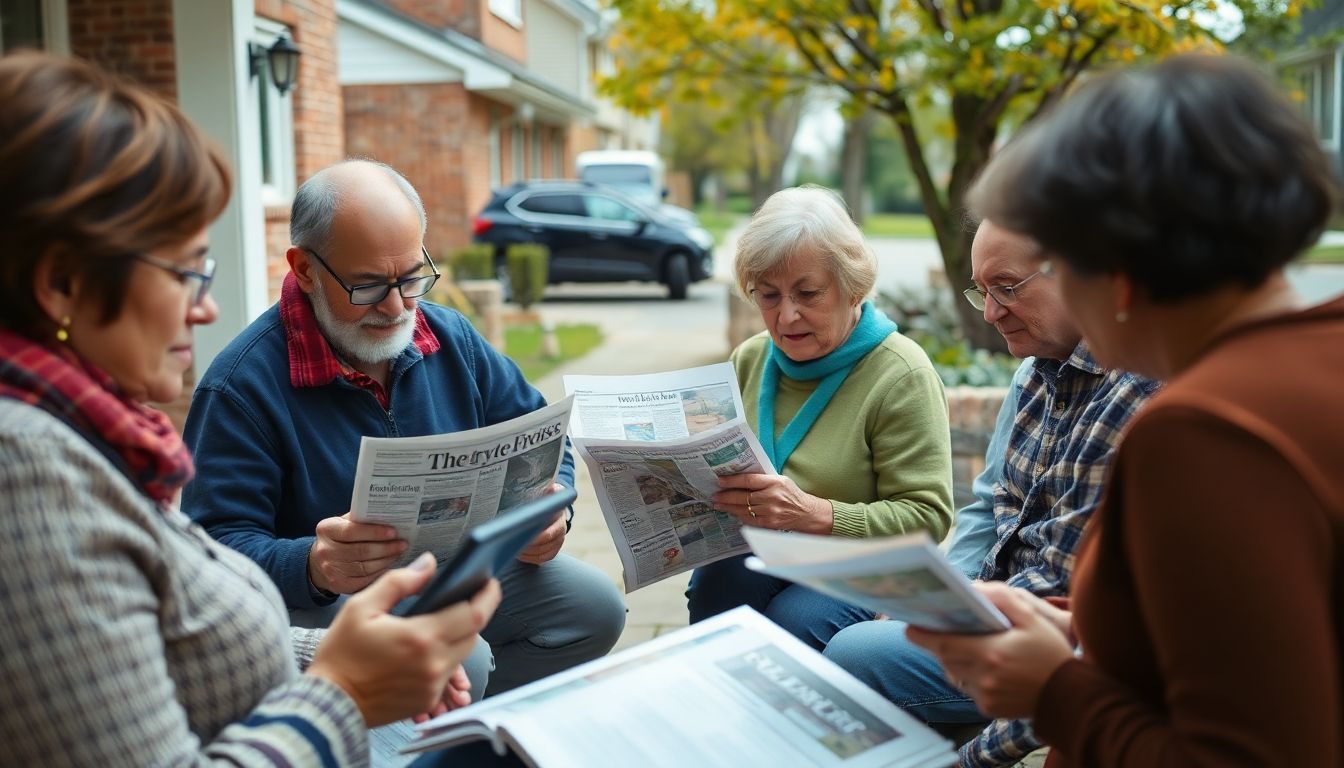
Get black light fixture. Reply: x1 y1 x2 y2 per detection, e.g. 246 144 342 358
250 33 302 95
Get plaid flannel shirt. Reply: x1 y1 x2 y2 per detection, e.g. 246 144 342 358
961 343 1159 768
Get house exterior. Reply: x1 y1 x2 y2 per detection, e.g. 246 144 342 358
1282 0 1344 180
0 0 655 421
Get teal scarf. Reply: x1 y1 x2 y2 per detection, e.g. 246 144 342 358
758 301 898 472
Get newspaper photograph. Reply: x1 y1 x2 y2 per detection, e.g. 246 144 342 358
405 606 956 768
742 529 1011 633
564 362 745 441
349 396 573 566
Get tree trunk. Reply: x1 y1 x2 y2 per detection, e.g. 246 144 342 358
840 109 874 224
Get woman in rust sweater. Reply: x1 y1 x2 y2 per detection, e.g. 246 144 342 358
910 54 1343 766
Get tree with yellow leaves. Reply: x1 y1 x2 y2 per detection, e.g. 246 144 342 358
600 0 1303 348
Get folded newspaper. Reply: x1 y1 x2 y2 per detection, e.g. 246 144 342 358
742 528 1010 634
402 606 958 767
348 396 574 566
564 363 775 591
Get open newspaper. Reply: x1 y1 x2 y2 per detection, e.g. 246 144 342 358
743 528 1011 633
348 396 573 566
402 606 957 767
564 363 774 591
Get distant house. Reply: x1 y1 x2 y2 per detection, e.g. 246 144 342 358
1282 0 1344 179
0 0 655 420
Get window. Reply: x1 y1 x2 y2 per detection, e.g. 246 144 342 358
552 128 564 177
488 116 502 189
530 127 542 180
489 0 522 27
583 194 642 222
0 0 66 54
1297 55 1338 148
518 193 585 217
252 18 296 204
511 124 524 182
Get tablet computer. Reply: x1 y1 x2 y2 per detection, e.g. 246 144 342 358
399 487 577 617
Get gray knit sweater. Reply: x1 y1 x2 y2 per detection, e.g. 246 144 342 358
0 399 369 766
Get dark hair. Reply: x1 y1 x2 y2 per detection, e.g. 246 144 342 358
0 51 232 336
969 54 1339 303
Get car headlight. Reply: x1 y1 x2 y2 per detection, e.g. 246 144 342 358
687 227 715 251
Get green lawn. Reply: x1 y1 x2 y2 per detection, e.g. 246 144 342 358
505 322 603 382
1303 244 1344 264
693 207 745 246
862 213 935 239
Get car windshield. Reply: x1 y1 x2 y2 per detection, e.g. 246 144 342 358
581 166 658 206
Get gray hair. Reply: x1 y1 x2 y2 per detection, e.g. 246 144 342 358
733 185 876 304
289 159 427 253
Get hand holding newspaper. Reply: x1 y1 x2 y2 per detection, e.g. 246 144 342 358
402 606 957 768
564 363 776 591
348 396 574 566
742 528 1011 634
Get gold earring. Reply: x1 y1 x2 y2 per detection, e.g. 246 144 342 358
1115 310 1129 323
55 316 70 343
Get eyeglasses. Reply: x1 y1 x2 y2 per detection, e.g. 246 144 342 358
135 254 217 306
305 246 440 305
962 261 1053 311
747 285 830 311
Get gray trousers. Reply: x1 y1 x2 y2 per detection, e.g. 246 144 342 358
291 553 626 699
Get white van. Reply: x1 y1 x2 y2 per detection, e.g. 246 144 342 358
576 150 699 227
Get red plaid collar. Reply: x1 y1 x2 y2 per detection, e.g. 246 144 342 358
280 273 440 396
0 330 194 505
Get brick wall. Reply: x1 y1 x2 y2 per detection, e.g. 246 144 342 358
255 0 344 301
345 82 486 258
382 0 480 35
68 0 177 99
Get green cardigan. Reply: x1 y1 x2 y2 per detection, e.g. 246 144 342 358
733 330 953 540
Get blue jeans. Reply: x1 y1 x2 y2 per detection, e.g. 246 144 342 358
686 554 873 650
291 553 626 699
823 619 986 724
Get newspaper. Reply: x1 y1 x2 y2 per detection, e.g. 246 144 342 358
742 528 1011 634
349 396 573 566
564 364 774 591
403 606 957 768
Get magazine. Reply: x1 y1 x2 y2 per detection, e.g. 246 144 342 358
402 606 957 768
742 528 1011 634
348 397 574 566
564 363 774 591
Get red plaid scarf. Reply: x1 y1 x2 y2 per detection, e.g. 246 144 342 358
0 329 194 505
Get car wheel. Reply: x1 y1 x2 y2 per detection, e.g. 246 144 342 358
665 252 690 300
495 256 514 303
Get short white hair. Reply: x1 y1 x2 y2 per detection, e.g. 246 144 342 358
733 185 876 304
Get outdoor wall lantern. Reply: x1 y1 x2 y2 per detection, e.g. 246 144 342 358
250 33 302 95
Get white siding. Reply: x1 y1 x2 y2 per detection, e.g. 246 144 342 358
523 0 582 96
338 22 465 85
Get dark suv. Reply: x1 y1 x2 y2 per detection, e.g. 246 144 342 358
472 181 715 300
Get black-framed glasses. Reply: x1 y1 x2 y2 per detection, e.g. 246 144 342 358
305 246 440 305
135 254 217 306
963 261 1053 311
747 284 831 311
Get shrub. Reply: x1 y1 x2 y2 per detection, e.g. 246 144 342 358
505 243 549 309
875 285 1019 387
448 243 495 281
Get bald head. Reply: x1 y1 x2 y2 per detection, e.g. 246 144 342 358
289 159 426 254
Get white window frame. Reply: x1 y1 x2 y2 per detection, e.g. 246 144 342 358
488 115 502 189
530 126 542 179
251 17 296 207
0 0 66 53
489 0 522 28
552 128 564 177
511 124 525 182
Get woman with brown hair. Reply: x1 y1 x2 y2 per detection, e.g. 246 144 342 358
0 51 499 765
909 54 1343 766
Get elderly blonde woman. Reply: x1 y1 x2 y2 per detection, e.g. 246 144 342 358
690 185 954 648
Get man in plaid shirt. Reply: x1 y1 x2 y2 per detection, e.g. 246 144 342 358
824 220 1158 766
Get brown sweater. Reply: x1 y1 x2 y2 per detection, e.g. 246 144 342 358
1034 296 1344 767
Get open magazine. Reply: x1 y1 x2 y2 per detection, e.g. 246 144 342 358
742 528 1010 634
564 363 774 591
348 396 574 566
402 606 957 767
